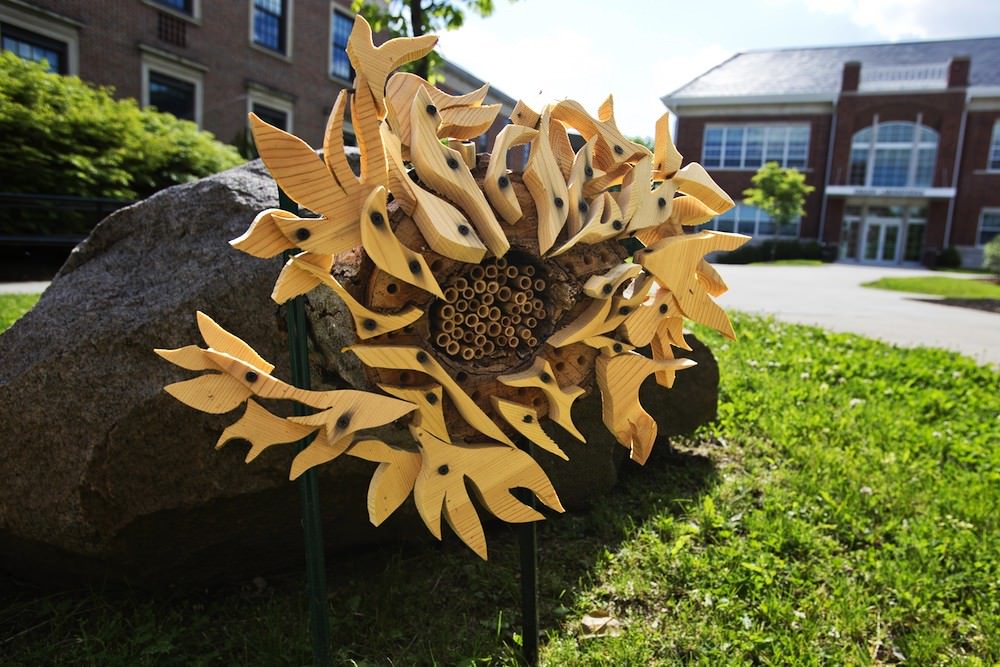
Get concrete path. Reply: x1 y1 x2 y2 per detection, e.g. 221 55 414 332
0 281 50 295
714 263 1000 367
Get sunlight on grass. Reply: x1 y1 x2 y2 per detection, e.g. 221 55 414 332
863 275 1000 299
0 294 40 332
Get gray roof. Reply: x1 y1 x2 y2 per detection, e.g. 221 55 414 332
665 36 1000 102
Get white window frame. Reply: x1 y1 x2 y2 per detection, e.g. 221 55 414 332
247 85 294 133
701 123 810 170
979 208 1000 246
328 2 354 85
848 117 939 188
142 0 202 24
0 3 79 75
988 121 1000 172
249 0 294 61
141 51 205 128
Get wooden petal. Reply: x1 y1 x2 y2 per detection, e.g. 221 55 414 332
550 99 650 171
322 90 361 196
230 208 295 258
196 311 275 373
289 431 353 480
378 383 449 443
491 398 568 460
217 399 316 462
288 390 416 442
497 357 585 443
439 104 501 141
349 439 423 526
523 111 570 255
271 251 331 304
154 345 219 372
510 99 541 128
164 373 251 414
672 163 735 214
484 123 537 224
652 112 683 179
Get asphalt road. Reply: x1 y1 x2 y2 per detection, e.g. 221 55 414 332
714 264 999 367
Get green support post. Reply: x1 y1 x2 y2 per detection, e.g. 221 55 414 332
279 188 332 666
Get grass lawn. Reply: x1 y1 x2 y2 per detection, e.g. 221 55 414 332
1 308 997 664
0 293 40 331
762 259 824 267
863 275 1000 300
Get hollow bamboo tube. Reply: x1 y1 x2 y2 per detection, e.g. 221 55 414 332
495 257 508 269
470 266 485 280
519 328 532 341
436 333 452 347
454 277 468 290
516 276 532 290
443 287 459 303
533 279 546 292
476 304 489 318
498 335 509 347
473 279 487 293
487 321 501 336
505 266 518 279
474 348 484 359
473 322 486 335
446 340 460 355
503 325 516 337
483 340 495 354
474 334 487 346
455 300 469 313
465 313 480 327
501 301 519 314
507 336 519 348
486 281 500 294
440 304 456 320
462 287 475 300
533 308 546 320
525 316 537 328
441 319 456 333
497 286 512 302
513 292 528 305
485 265 499 279
452 326 465 340
532 298 544 311
489 306 501 321
511 314 522 326
501 316 512 327
527 336 538 347
461 347 476 361
463 330 475 343
524 290 535 302
481 293 495 306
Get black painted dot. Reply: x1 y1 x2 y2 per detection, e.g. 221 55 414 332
408 260 421 273
244 371 258 383
426 103 437 115
522 414 533 424
612 220 623 230
386 283 398 294
553 197 564 208
584 165 593 177
363 318 376 331
539 372 551 383
614 144 624 155
578 201 588 214
601 284 613 295
295 227 311 241
416 351 429 363
613 343 623 353
619 306 631 315
426 392 438 404
658 197 667 208
370 211 384 226
457 224 470 236
437 464 449 475
336 414 351 429
498 175 510 188
446 157 459 169
659 303 669 314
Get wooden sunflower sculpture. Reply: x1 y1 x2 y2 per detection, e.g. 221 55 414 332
157 15 749 559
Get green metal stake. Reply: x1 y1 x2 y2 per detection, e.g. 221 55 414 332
279 188 332 666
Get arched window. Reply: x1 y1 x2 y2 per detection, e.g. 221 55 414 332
848 121 938 187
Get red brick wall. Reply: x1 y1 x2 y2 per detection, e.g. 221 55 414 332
953 110 1000 247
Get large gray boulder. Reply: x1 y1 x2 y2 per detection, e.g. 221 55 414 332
0 159 717 586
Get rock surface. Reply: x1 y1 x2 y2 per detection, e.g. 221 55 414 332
0 159 717 586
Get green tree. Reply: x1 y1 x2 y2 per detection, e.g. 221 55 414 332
0 51 243 203
351 0 505 81
984 235 1000 279
742 161 815 241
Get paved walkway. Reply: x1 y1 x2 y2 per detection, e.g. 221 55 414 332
0 281 51 295
714 263 999 367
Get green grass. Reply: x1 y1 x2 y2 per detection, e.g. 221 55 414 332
763 259 824 266
863 275 1000 300
2 313 998 665
0 294 40 332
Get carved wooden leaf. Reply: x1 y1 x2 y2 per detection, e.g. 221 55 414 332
349 439 423 526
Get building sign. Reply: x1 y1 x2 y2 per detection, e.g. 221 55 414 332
825 185 956 199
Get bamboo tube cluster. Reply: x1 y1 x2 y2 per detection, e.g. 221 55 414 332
431 257 548 363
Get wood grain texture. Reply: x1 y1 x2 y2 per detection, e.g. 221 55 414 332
565 137 605 237
348 438 423 526
497 356 585 442
672 162 735 215
652 112 683 180
510 99 541 128
484 123 538 224
379 382 450 443
216 398 315 461
271 251 331 303
523 111 570 255
492 397 569 460
550 98 650 171
385 71 489 148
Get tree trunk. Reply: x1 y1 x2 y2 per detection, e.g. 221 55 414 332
409 1 429 80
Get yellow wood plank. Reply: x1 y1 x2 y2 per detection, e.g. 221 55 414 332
409 88 509 258
652 112 683 180
547 193 607 257
510 99 541 128
497 356 585 442
439 104 501 141
229 208 296 258
484 123 537 224
322 89 361 197
550 98 650 171
632 193 719 247
565 137 605 238
195 311 275 373
289 431 353 480
492 397 569 460
271 251 331 303
619 284 676 347
523 110 570 255
349 345 513 445
447 139 477 169
548 119 575 181
379 382 450 443
348 438 423 526
216 398 316 461
673 162 735 215
385 71 489 147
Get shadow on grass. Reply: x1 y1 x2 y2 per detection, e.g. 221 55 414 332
911 297 1000 314
0 440 717 665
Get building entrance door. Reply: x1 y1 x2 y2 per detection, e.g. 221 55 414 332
841 202 927 265
863 218 901 263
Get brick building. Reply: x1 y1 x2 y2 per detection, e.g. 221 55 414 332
661 37 1000 267
0 0 517 159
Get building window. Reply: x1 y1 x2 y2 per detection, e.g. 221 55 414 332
704 203 797 238
253 0 288 54
989 122 1000 171
702 124 809 170
848 121 938 187
330 7 353 82
148 72 196 121
152 0 193 14
980 210 1000 246
1 22 67 73
252 103 288 130
247 86 294 133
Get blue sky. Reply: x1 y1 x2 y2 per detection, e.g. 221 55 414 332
434 0 1000 139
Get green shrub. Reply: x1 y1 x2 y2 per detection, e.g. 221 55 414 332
984 236 1000 278
714 239 824 264
937 245 962 269
0 52 243 233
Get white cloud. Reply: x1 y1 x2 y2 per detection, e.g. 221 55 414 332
803 0 1000 41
